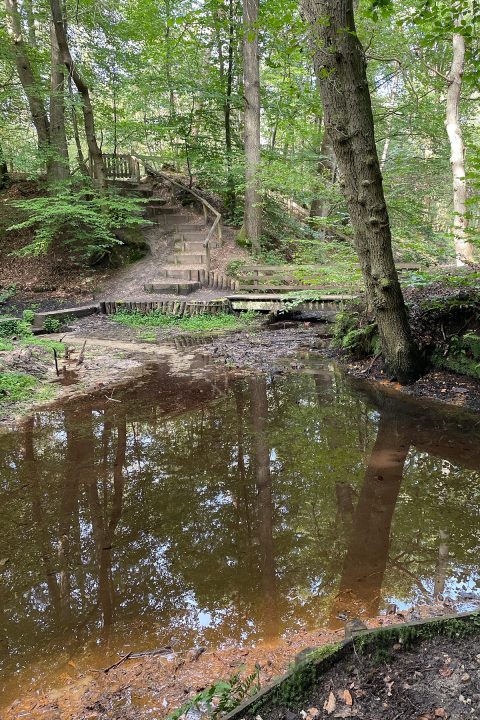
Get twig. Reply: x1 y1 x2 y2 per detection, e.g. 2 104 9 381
103 652 132 673
105 395 122 403
53 349 59 377
76 339 87 366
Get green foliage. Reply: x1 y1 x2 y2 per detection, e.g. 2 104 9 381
332 309 380 357
111 309 260 332
20 337 65 353
42 317 62 334
167 667 261 720
0 317 32 339
0 339 13 351
22 309 35 324
432 332 480 379
0 372 38 404
0 285 17 304
226 259 247 278
7 179 149 264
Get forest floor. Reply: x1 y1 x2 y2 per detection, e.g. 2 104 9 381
4 603 478 720
2 318 480 426
254 630 480 720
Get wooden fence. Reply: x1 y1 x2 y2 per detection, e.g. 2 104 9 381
100 153 141 181
100 298 232 316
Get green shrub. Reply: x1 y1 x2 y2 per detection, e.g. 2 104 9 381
0 316 32 339
7 178 150 264
22 309 35 323
0 372 37 403
42 317 62 333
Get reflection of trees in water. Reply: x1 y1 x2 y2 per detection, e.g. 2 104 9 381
0 370 479 686
330 411 410 625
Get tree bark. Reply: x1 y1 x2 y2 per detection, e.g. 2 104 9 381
242 0 262 252
68 77 89 175
49 0 105 186
225 0 236 215
301 0 421 384
0 142 9 188
4 0 52 173
49 21 70 180
446 30 473 265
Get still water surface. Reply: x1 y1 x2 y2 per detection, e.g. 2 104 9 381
0 354 479 703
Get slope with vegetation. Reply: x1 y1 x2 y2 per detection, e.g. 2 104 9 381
0 0 478 385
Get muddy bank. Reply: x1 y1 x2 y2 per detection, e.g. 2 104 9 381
4 604 474 720
68 313 480 412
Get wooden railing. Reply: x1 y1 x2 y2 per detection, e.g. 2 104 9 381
99 153 141 181
134 155 222 274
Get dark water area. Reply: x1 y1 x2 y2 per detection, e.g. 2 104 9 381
0 354 479 703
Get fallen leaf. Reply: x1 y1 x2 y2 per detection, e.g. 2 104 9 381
439 666 453 678
342 690 353 706
324 692 336 715
307 708 319 719
434 710 447 718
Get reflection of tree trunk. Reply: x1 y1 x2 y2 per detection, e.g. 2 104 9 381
24 418 60 615
233 384 252 544
330 411 410 626
335 482 356 531
58 409 82 623
250 377 278 641
433 530 449 599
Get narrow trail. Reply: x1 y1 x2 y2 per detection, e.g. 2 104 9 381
97 182 238 302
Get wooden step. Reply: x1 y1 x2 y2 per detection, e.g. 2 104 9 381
147 198 168 208
147 207 179 216
144 280 201 295
164 266 206 281
174 223 206 232
166 253 206 265
175 240 205 253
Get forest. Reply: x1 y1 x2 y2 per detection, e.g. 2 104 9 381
1 0 480 718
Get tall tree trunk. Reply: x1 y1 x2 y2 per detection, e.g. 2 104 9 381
49 0 105 186
446 30 473 265
225 0 237 215
301 0 421 384
242 0 262 252
250 377 279 641
0 142 9 188
68 77 89 175
4 0 52 174
49 21 69 180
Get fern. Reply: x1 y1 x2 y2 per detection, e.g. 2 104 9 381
166 666 261 720
7 178 150 263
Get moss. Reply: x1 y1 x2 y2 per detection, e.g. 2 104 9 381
354 613 480 657
249 644 342 714
243 615 480 718
236 226 251 248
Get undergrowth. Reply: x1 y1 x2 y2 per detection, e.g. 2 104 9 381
0 371 55 405
111 310 260 332
167 666 261 720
